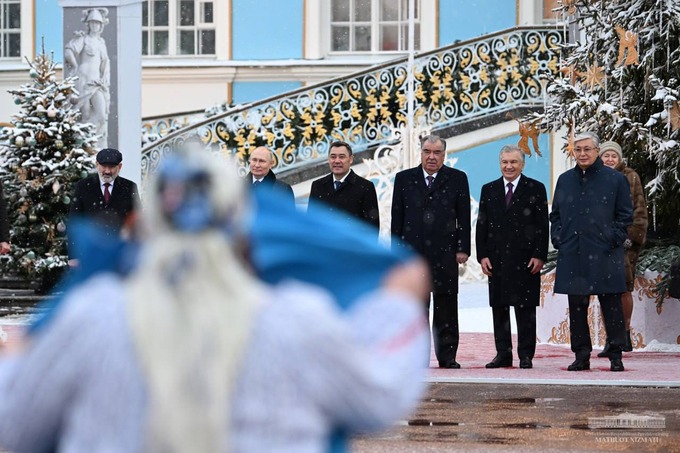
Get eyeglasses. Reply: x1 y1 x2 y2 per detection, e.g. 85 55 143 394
573 147 598 154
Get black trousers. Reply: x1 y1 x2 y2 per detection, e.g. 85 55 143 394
568 294 625 360
431 292 459 364
491 305 536 360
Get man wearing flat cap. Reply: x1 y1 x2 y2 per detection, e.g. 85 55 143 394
69 148 140 264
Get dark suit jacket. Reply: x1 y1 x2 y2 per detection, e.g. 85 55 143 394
246 170 295 206
476 174 549 307
69 174 140 246
391 164 471 294
308 170 380 231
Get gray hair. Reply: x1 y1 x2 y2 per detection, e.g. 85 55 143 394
574 131 600 147
499 145 525 163
420 134 447 151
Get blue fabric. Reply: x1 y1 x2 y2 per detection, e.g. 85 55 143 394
249 187 413 453
29 220 139 335
250 186 412 310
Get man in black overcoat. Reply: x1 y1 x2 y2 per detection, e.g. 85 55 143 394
391 134 471 369
476 145 549 370
69 148 140 265
308 141 379 233
246 146 295 206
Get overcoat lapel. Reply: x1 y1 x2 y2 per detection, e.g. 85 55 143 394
507 175 527 211
489 178 506 213
428 168 450 193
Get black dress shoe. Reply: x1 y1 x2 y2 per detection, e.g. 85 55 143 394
610 358 625 372
597 341 611 358
519 358 533 369
439 359 461 369
485 356 513 368
567 359 590 371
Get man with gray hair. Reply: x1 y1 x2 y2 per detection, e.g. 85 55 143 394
391 134 471 369
246 146 295 206
550 131 633 372
476 145 549 369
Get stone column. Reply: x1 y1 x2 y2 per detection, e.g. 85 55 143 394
59 0 142 185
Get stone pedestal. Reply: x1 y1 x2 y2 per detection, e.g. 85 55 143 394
59 0 143 186
538 270 680 348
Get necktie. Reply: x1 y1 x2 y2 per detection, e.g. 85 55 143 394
334 180 342 191
505 182 513 207
253 180 261 186
104 183 111 204
426 175 434 189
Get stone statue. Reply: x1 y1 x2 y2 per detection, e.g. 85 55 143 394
64 8 111 149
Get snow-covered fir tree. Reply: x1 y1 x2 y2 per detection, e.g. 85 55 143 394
0 49 98 289
538 0 680 239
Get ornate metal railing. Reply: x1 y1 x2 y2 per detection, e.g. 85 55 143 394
141 26 563 179
141 109 207 147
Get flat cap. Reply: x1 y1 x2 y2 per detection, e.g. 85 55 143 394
96 148 122 165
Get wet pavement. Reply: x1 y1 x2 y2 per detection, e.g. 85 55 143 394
353 382 680 452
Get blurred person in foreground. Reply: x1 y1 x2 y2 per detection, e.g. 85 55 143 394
550 131 632 372
598 141 648 355
476 145 549 370
0 149 430 453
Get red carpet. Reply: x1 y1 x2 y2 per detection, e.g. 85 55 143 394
3 325 678 386
428 333 680 386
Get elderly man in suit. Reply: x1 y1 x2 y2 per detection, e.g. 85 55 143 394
550 131 632 372
391 134 471 369
246 146 295 205
476 145 549 370
308 141 379 232
69 148 140 265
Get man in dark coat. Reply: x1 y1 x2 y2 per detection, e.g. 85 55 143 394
476 145 549 370
550 131 633 372
69 148 140 265
308 141 379 233
391 134 471 369
246 146 295 206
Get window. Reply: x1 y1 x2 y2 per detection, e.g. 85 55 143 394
142 0 215 56
331 0 420 52
0 0 20 58
542 0 561 22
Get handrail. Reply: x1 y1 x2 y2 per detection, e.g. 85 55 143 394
141 26 564 179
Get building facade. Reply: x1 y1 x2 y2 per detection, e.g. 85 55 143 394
1 0 561 120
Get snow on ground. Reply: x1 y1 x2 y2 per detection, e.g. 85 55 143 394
641 340 680 353
458 281 501 333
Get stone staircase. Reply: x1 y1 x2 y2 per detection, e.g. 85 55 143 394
0 274 50 317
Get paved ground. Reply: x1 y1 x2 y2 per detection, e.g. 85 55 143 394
353 383 680 452
2 301 679 452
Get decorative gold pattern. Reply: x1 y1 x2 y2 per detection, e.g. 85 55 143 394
548 311 571 344
615 26 639 67
579 64 606 90
669 101 680 133
141 28 563 179
540 272 555 308
561 0 577 15
565 123 575 157
559 63 579 85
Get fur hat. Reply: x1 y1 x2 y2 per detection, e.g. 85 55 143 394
599 141 623 160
